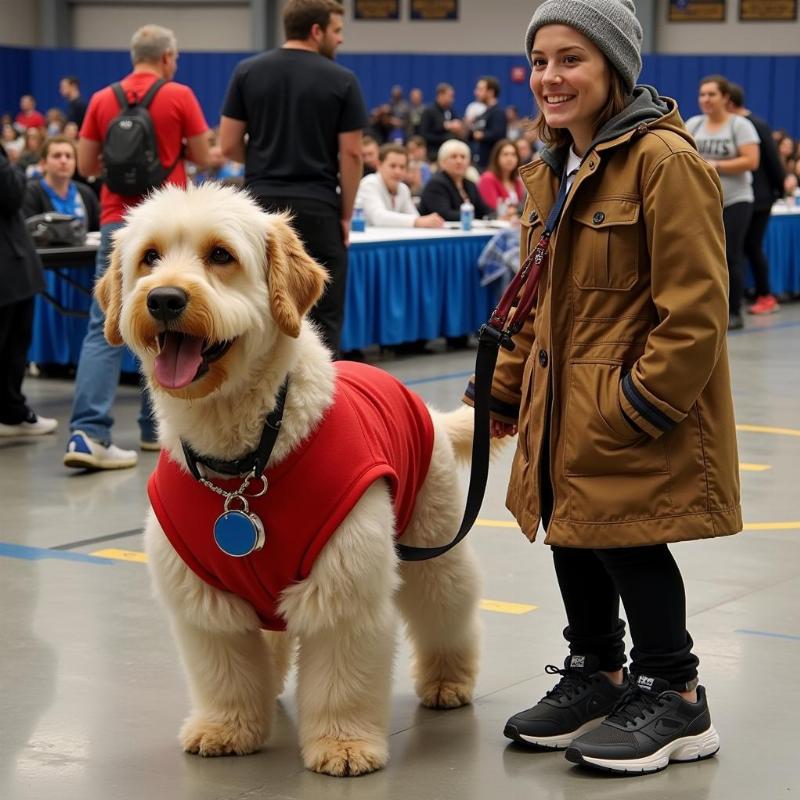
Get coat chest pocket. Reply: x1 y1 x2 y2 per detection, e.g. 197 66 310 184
571 199 640 291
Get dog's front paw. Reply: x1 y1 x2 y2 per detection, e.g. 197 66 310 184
180 714 266 757
302 735 387 776
417 680 474 709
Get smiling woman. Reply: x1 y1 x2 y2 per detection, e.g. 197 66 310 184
472 0 742 778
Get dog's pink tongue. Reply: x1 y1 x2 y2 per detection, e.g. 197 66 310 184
154 333 204 389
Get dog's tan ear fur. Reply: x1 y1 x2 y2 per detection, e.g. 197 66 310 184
94 242 125 347
266 214 328 338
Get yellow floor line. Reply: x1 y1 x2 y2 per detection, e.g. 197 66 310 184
90 548 537 615
480 599 537 615
91 548 148 563
739 463 771 472
743 522 800 531
737 423 800 437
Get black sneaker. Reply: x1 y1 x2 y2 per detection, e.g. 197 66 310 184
565 675 720 774
504 655 629 749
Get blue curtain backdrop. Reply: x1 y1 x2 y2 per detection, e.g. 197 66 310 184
3 45 800 139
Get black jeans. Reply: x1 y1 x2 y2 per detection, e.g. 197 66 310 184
551 544 699 689
256 195 348 356
0 297 35 424
723 201 753 316
743 206 773 298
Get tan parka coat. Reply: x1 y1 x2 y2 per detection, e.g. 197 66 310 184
480 92 742 548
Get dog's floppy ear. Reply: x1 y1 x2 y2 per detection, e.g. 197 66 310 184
94 238 125 347
266 214 328 338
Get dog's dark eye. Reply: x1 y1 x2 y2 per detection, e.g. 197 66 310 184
142 248 159 267
209 246 233 265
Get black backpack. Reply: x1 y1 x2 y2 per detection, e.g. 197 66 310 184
102 79 180 195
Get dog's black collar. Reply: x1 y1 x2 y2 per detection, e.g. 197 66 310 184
181 379 289 480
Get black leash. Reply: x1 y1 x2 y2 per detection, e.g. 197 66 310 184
396 170 572 562
181 380 289 480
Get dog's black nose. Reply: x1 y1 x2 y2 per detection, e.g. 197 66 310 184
147 287 188 322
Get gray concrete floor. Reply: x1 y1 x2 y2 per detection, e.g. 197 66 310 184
2 307 799 800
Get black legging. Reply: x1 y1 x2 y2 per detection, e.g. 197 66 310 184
743 207 773 298
551 544 699 688
723 201 753 317
0 297 35 425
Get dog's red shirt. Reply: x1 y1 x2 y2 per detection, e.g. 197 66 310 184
147 362 435 630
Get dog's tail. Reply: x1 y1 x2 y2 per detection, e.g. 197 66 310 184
441 405 509 465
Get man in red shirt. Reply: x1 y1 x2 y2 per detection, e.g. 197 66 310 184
14 95 46 131
64 24 211 471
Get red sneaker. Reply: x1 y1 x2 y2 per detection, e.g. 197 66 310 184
748 295 780 315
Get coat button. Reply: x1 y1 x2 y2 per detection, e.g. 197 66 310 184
588 160 596 170
538 349 548 368
636 122 648 135
592 211 605 224
529 210 538 223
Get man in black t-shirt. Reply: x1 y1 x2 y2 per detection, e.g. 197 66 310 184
219 0 367 356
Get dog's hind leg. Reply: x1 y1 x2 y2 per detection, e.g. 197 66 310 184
146 514 279 756
395 417 482 709
278 482 399 776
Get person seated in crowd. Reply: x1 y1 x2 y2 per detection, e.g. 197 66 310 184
355 143 444 229
777 135 794 168
15 95 46 131
361 135 380 175
418 138 492 222
470 76 506 170
17 127 46 176
406 134 432 194
419 83 464 162
478 138 524 217
1 122 21 162
505 105 525 141
22 135 100 230
366 104 396 144
783 173 799 204
59 75 87 128
62 121 79 141
515 136 534 166
45 108 66 136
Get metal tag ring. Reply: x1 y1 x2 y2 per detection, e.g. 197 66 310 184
246 475 269 498
223 494 250 514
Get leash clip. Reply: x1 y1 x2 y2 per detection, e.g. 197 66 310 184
479 323 515 352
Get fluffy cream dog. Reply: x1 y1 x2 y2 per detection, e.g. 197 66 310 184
96 183 483 777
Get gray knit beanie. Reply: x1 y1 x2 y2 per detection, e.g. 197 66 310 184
525 0 643 94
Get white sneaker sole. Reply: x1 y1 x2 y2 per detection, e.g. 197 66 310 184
514 716 607 750
569 725 720 773
0 422 58 437
63 451 138 470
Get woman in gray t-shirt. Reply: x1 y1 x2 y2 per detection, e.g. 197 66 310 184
686 75 760 329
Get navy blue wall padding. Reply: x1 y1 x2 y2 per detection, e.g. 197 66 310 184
3 46 799 138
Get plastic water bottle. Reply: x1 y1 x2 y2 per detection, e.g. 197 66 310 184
351 203 366 233
460 200 474 231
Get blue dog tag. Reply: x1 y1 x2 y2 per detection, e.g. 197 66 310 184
213 510 266 557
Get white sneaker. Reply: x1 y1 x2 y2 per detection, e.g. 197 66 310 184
0 413 58 437
63 430 138 470
139 439 161 452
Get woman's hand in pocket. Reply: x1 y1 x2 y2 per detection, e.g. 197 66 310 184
491 419 518 438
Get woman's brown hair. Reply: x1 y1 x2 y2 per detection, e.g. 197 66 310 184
533 63 629 151
487 138 520 181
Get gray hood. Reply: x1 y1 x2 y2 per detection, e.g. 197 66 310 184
540 85 674 174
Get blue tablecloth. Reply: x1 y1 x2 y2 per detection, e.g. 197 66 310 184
761 212 800 295
30 266 139 370
29 211 800 365
341 233 494 351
